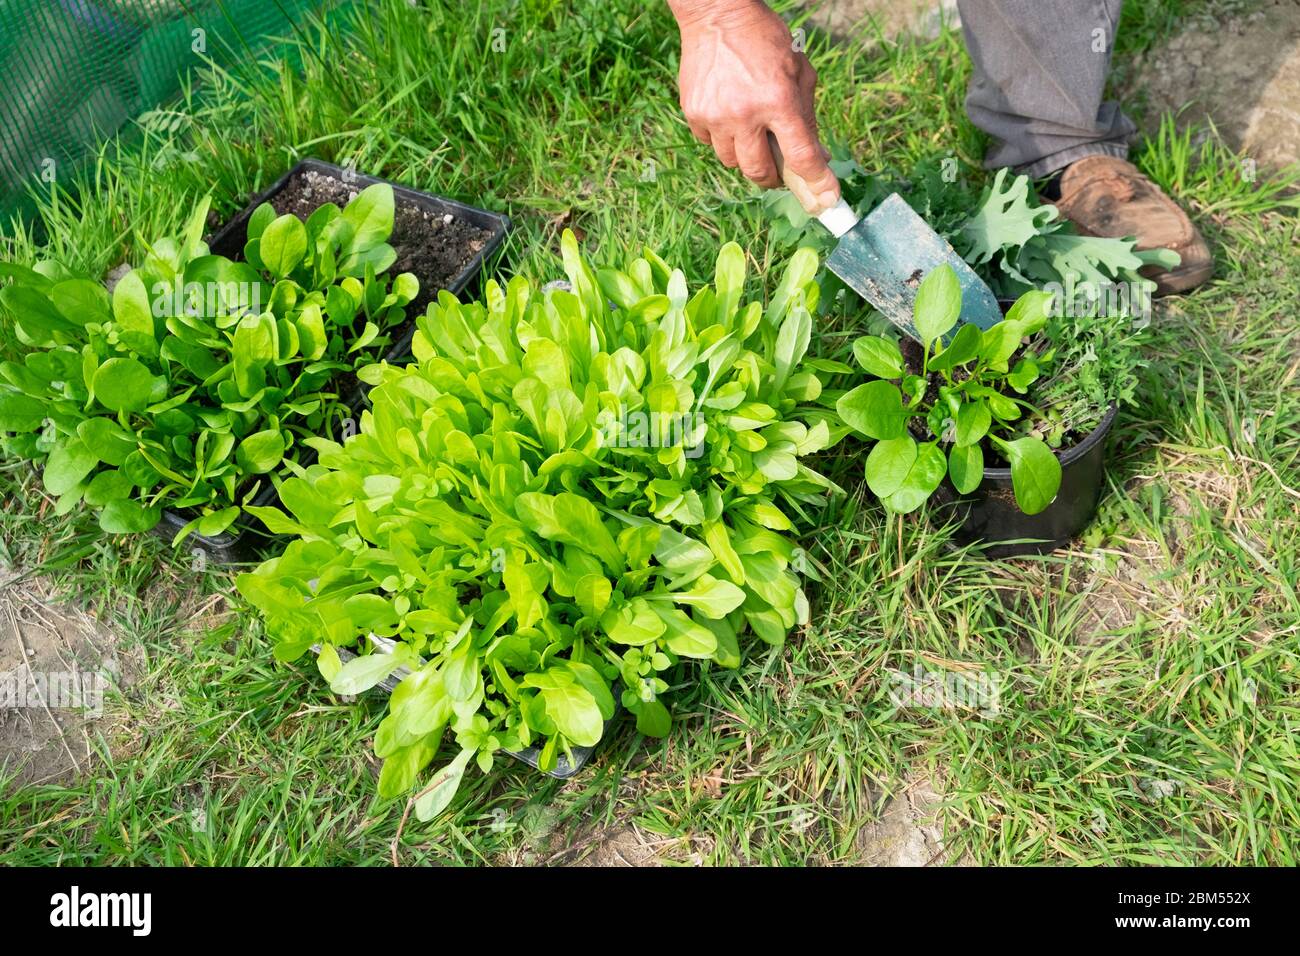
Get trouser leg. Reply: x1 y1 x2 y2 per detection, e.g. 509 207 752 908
955 0 1136 176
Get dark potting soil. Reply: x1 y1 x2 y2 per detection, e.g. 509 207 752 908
266 168 494 317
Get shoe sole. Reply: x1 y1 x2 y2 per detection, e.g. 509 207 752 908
1147 260 1215 297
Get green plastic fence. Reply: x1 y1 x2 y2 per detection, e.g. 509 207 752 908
0 0 329 223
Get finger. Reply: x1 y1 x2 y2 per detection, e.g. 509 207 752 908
734 128 780 188
686 117 712 146
713 134 739 170
770 118 840 206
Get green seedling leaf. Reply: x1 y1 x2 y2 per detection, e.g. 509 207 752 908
341 184 396 254
93 357 158 413
954 400 991 448
414 748 473 822
0 391 46 431
948 443 984 494
852 335 904 379
259 214 308 278
636 698 672 737
330 644 412 696
864 435 917 499
882 441 946 514
837 380 908 440
990 435 1062 515
928 322 981 371
111 271 159 356
913 263 961 347
235 429 286 474
44 438 98 496
99 498 160 534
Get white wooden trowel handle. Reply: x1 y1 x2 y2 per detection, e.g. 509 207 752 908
766 131 859 238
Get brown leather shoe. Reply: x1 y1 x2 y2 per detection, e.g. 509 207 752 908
1051 155 1214 296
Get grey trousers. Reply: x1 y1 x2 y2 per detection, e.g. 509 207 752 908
956 0 1136 176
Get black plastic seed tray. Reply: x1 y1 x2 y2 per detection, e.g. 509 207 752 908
153 159 509 564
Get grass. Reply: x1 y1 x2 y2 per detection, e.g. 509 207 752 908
1 0 1298 865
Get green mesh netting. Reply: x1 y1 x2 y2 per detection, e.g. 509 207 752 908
0 0 328 222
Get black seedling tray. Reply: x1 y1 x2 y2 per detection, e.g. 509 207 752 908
153 159 510 564
327 644 616 780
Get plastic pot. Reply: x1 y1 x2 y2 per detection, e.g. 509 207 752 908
153 159 510 564
934 404 1117 558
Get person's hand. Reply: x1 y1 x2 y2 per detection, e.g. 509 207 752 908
670 1 839 206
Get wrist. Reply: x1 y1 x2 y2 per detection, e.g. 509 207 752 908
668 0 768 30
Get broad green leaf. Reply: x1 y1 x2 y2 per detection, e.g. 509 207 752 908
653 606 717 659
44 438 98 496
928 322 981 371
93 357 157 413
259 214 308 278
111 271 158 355
378 736 439 800
0 391 46 432
864 435 917 499
330 645 411 695
636 698 672 737
515 492 623 572
948 443 984 494
503 556 548 630
317 643 342 683
713 241 746 328
836 380 908 440
913 264 960 347
991 435 1062 515
1004 289 1053 334
82 468 134 506
235 429 286 475
601 598 665 646
1007 356 1039 393
341 184 395 254
414 748 473 821
51 279 111 325
882 441 947 514
852 335 904 379
344 593 400 632
575 574 612 619
246 203 276 242
954 401 991 448
196 506 240 538
979 319 1026 369
98 498 160 534
652 574 745 619
539 681 604 746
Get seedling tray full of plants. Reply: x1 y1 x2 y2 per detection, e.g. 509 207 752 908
0 159 508 566
174 160 510 562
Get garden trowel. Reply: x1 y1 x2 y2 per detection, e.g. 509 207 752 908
768 134 1002 340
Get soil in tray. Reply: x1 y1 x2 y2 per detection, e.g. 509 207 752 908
265 168 494 317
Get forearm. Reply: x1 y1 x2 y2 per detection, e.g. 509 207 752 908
667 0 768 28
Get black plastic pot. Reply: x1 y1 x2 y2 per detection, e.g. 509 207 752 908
153 159 510 564
934 404 1117 558
327 644 614 780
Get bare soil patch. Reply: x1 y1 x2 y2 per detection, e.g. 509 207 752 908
0 575 140 787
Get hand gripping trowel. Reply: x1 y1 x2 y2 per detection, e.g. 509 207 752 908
767 134 1003 339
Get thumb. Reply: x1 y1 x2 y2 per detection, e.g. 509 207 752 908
769 122 841 212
